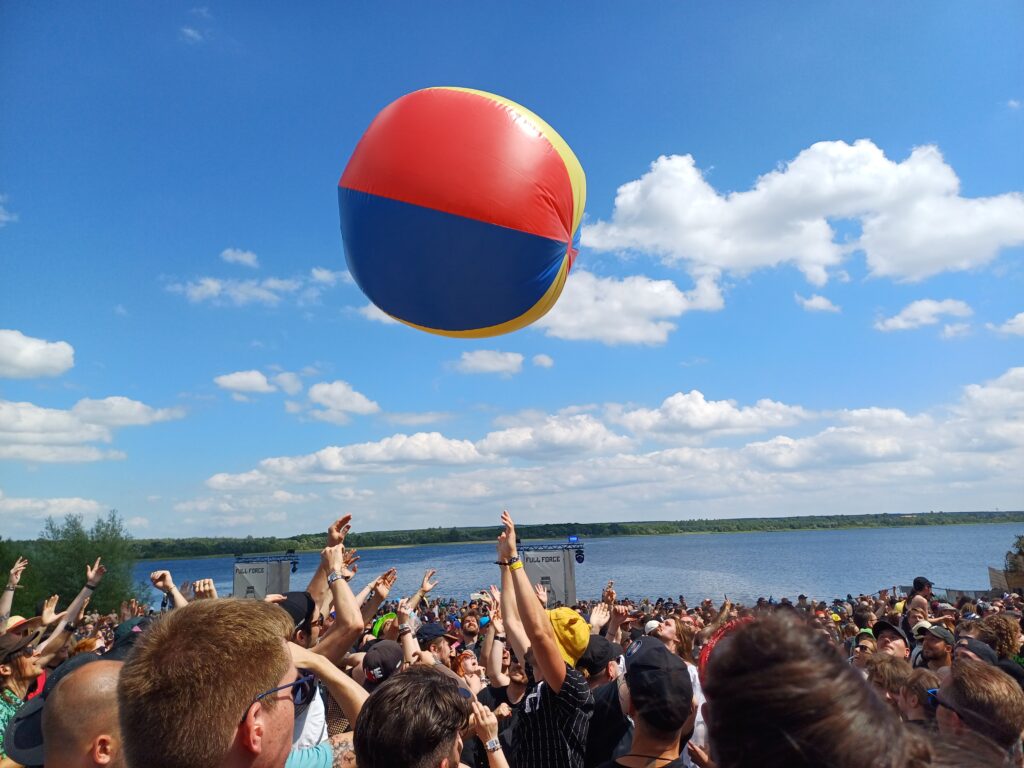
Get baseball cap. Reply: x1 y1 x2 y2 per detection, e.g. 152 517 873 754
957 638 998 666
912 576 933 592
362 640 404 692
644 620 661 635
872 620 909 647
548 608 589 667
3 652 104 767
924 625 954 645
935 602 957 613
278 592 316 634
911 620 933 639
371 612 397 638
623 636 694 732
415 622 458 646
576 635 622 677
105 616 153 661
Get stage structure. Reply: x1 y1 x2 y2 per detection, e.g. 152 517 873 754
518 541 583 607
233 553 299 599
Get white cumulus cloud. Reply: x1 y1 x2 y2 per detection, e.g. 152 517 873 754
221 248 259 268
214 370 277 394
272 372 303 396
0 330 75 379
308 380 380 425
535 270 722 346
874 299 973 332
585 140 1024 293
455 351 524 376
356 304 401 325
478 414 631 457
532 354 554 368
608 390 813 438
71 397 184 426
795 293 840 313
988 312 1024 336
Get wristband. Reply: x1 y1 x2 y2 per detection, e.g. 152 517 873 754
398 622 411 632
509 560 524 572
399 627 412 637
3 585 14 592
327 571 345 586
63 624 77 633
494 635 506 643
84 583 97 591
495 556 520 566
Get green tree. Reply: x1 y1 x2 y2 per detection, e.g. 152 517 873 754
21 510 139 615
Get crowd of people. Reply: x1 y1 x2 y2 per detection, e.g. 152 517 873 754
3 510 1024 767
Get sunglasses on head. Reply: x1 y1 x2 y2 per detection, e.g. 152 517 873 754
240 673 316 723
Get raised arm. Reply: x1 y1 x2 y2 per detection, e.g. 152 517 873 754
0 557 28 632
307 515 352 608
290 643 368 726
394 597 422 666
498 510 568 692
312 544 363 664
498 570 530 663
359 568 397 625
484 611 510 687
39 558 106 663
407 569 438 613
151 570 189 610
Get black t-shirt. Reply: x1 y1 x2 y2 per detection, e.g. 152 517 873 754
477 683 511 711
585 680 632 768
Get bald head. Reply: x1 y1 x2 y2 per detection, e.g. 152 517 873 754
43 659 124 768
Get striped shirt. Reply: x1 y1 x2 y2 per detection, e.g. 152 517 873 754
511 664 593 768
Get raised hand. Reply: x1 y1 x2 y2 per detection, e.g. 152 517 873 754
471 699 500 743
589 602 610 632
497 510 517 562
86 557 106 586
375 568 398 599
150 570 175 593
533 582 549 607
328 515 352 547
194 578 218 600
41 595 64 625
420 568 438 593
602 580 616 605
344 550 360 572
8 556 28 588
321 544 348 577
396 597 412 623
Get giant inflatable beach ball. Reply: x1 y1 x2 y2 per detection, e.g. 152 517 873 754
338 87 585 338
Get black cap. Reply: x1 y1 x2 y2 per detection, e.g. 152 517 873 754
3 652 105 767
575 635 621 676
913 576 933 592
957 638 998 666
623 636 694 732
415 622 457 647
0 633 34 664
873 619 909 647
278 592 316 634
362 640 404 692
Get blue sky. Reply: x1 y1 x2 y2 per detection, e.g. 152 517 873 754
2 2 1022 538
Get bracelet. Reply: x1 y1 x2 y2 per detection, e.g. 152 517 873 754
63 624 77 633
494 635 506 643
509 560 524 572
397 622 411 632
399 628 412 637
494 556 520 566
327 571 345 586
3 585 14 592
84 583 97 591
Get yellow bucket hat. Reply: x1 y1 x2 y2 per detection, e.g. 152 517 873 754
547 607 589 667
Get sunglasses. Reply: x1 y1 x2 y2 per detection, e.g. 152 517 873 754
925 687 965 720
240 673 316 723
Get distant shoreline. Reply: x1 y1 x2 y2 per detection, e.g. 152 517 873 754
130 512 1024 562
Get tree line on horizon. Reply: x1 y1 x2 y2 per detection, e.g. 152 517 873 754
8 509 1019 563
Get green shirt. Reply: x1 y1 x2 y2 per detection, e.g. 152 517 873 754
0 687 24 759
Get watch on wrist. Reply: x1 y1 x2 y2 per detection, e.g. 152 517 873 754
485 738 501 753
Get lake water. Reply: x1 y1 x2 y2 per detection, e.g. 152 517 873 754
133 522 1022 605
